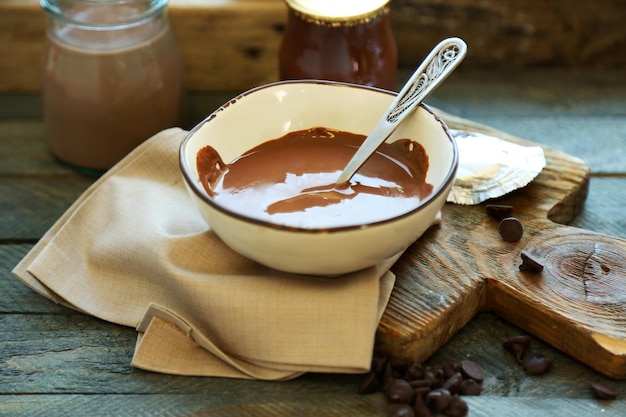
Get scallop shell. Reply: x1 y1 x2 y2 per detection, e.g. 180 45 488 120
447 129 546 205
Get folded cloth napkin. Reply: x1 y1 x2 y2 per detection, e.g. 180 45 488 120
12 128 400 380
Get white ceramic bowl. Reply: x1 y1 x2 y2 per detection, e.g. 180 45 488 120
180 80 458 276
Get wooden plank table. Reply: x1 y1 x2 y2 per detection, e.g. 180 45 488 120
2 70 626 416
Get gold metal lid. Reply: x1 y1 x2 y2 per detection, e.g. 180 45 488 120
285 0 391 25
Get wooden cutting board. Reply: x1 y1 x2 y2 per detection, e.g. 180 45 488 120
377 111 626 379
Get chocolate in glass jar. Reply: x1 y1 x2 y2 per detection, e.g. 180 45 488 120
41 0 185 173
279 0 398 91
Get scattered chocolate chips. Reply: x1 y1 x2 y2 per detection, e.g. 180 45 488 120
441 363 458 380
523 355 553 376
413 395 431 417
486 204 523 242
444 395 469 417
426 388 452 413
387 379 416 404
485 206 543 276
405 361 426 381
359 356 478 417
460 360 484 382
411 379 433 390
458 378 482 396
442 372 463 393
503 335 554 377
498 217 524 242
486 204 513 220
519 252 544 273
503 335 531 364
589 382 618 400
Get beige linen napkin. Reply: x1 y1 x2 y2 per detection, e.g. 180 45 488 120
13 128 399 380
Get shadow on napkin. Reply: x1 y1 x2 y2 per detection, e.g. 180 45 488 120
13 128 398 380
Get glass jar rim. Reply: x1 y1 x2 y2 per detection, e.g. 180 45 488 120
40 0 169 28
285 0 390 23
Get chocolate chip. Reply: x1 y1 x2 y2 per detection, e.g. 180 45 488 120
508 343 528 363
460 360 484 382
498 217 524 242
441 362 459 379
503 335 532 363
486 204 513 220
410 379 433 390
444 395 468 417
458 378 482 396
359 356 483 417
426 388 452 413
414 386 432 398
442 372 463 394
433 368 446 387
404 361 424 381
503 335 531 347
519 252 544 273
386 379 416 404
423 368 441 387
413 395 432 417
523 355 553 376
589 382 618 400
388 404 416 417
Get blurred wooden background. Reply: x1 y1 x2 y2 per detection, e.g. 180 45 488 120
1 0 625 93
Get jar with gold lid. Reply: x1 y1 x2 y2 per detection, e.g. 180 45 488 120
279 0 398 91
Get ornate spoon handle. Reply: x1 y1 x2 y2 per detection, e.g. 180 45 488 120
335 37 467 185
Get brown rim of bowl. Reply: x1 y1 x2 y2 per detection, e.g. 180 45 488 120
179 79 459 234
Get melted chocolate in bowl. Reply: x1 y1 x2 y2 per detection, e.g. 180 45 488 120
196 127 433 228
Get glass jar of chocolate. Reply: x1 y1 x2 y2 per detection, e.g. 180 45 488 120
40 0 185 174
279 0 398 91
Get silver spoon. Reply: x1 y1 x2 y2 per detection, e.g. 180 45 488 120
335 37 467 186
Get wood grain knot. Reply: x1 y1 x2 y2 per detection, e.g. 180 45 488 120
518 231 626 337
541 237 626 305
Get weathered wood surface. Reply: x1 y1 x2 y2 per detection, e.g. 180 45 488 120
1 0 626 92
378 115 626 378
378 69 626 380
2 70 626 415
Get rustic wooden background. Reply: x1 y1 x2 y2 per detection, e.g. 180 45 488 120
2 0 625 93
